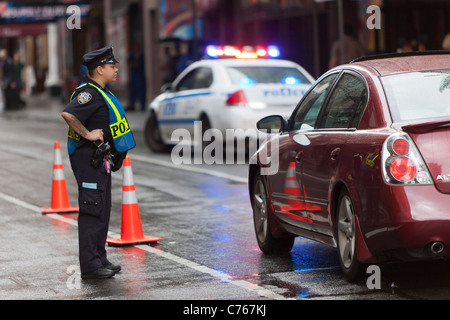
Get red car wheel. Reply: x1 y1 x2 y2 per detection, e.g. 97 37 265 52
251 170 294 254
336 189 364 281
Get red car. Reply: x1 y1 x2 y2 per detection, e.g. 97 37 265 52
249 51 450 280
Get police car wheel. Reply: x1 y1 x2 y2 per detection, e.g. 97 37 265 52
145 113 167 152
251 169 295 254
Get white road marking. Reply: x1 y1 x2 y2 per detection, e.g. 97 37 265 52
0 190 288 300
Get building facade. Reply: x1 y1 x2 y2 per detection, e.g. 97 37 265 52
1 0 449 105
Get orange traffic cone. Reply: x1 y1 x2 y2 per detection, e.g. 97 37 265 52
107 156 161 246
41 142 79 214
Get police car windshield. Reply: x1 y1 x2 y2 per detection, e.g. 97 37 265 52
226 66 311 86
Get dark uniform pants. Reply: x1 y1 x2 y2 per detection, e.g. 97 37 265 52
69 145 111 273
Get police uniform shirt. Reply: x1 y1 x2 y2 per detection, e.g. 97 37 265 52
63 80 113 147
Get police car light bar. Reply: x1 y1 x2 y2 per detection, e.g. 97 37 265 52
206 45 280 59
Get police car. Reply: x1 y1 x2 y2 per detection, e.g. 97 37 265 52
145 45 314 152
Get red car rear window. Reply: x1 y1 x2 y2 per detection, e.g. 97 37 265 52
381 69 450 122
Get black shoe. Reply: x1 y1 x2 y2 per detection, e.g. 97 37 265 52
81 267 115 279
104 262 121 273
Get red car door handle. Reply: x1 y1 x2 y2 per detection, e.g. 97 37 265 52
331 148 341 160
295 151 303 163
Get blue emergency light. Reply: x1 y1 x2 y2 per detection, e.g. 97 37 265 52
283 76 300 85
206 45 280 59
267 46 280 58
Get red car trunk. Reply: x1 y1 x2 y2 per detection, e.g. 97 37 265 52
405 121 450 193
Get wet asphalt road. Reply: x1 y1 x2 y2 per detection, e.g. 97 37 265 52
3 96 450 304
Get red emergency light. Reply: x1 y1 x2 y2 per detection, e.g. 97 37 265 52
206 45 280 59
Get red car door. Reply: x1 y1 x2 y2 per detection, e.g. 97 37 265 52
300 72 368 235
270 73 340 231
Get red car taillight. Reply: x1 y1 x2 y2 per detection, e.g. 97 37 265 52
392 138 410 155
382 132 433 185
226 90 248 106
389 156 417 182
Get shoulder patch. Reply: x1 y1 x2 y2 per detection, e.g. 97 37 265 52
77 91 92 104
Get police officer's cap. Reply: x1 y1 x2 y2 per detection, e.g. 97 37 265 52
82 46 119 70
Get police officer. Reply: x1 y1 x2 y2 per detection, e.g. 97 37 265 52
61 46 136 279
